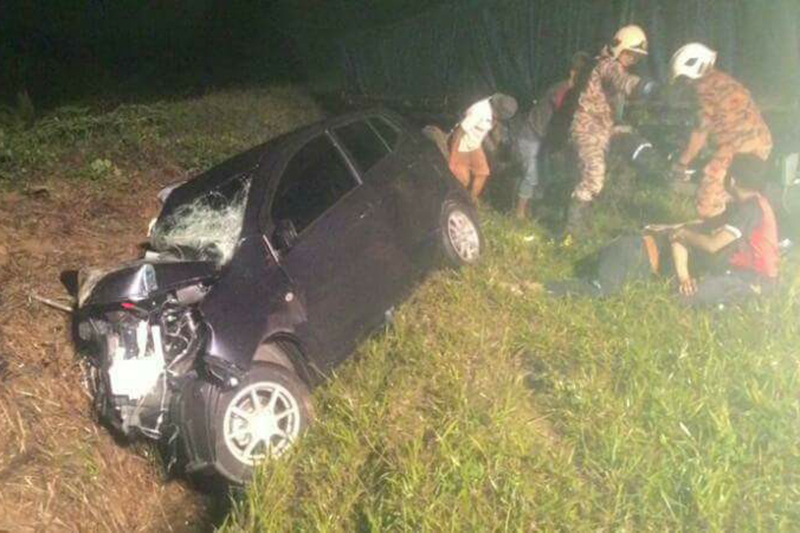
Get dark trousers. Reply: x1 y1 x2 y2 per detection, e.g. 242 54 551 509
546 235 654 297
681 270 776 307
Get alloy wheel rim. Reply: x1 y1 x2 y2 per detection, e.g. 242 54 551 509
447 210 480 262
222 382 301 466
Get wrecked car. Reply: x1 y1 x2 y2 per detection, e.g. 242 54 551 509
73 109 483 484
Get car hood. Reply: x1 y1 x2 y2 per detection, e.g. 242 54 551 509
78 259 218 307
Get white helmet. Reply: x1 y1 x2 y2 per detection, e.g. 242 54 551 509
610 25 649 58
670 43 717 82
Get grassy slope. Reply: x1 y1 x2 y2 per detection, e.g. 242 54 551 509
0 87 324 531
223 179 800 529
2 87 796 530
0 85 318 186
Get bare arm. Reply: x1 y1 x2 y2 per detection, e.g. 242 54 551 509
670 240 697 296
671 240 691 281
645 219 705 233
673 226 737 254
679 128 709 167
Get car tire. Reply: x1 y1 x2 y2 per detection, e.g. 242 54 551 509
440 199 483 266
211 362 312 484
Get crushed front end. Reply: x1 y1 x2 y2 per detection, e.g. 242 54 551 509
75 261 215 441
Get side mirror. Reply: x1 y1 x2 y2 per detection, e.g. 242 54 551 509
273 219 298 251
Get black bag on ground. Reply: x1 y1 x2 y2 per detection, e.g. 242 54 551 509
546 234 656 297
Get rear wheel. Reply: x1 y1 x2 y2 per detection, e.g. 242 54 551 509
440 199 483 266
212 362 312 484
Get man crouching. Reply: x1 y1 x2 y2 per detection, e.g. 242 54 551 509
449 93 518 202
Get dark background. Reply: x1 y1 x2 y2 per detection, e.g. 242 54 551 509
340 0 800 113
0 1 797 112
0 0 446 110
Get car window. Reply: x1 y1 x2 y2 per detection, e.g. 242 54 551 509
368 116 401 151
271 135 357 233
334 120 389 175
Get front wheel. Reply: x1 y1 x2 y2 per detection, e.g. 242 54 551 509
440 199 483 266
212 363 312 484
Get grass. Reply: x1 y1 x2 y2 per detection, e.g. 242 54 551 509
2 85 796 530
223 181 800 530
0 85 317 185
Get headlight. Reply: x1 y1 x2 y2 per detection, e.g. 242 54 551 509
142 264 158 295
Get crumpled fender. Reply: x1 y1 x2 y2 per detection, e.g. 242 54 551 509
199 237 307 374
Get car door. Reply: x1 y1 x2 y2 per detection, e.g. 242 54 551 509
334 115 447 261
331 117 420 292
374 115 449 248
267 132 404 369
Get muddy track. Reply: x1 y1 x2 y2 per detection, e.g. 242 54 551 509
0 170 221 532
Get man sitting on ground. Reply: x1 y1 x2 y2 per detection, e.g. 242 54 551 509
538 154 779 306
668 154 779 306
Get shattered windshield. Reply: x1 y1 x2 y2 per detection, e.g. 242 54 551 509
150 175 251 264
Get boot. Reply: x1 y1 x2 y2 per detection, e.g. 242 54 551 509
564 198 591 237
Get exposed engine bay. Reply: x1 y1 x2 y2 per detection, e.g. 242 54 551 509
76 260 212 439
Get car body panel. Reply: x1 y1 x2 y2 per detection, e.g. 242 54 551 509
148 109 465 379
198 237 303 372
79 260 218 307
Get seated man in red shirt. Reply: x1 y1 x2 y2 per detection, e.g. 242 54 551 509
668 154 779 306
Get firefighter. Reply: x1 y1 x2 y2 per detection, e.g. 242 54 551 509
566 25 656 236
669 43 773 219
449 93 518 201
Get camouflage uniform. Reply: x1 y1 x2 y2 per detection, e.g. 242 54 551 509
570 51 641 202
692 69 773 218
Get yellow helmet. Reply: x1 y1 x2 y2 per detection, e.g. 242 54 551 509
611 25 649 58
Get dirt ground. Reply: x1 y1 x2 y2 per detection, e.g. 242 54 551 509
0 166 223 531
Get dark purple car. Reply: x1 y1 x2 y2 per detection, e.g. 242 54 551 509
73 109 483 484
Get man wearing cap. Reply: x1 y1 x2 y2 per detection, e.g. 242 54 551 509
449 93 518 201
670 43 773 219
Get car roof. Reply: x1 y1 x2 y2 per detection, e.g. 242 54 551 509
260 107 404 157
161 108 400 214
